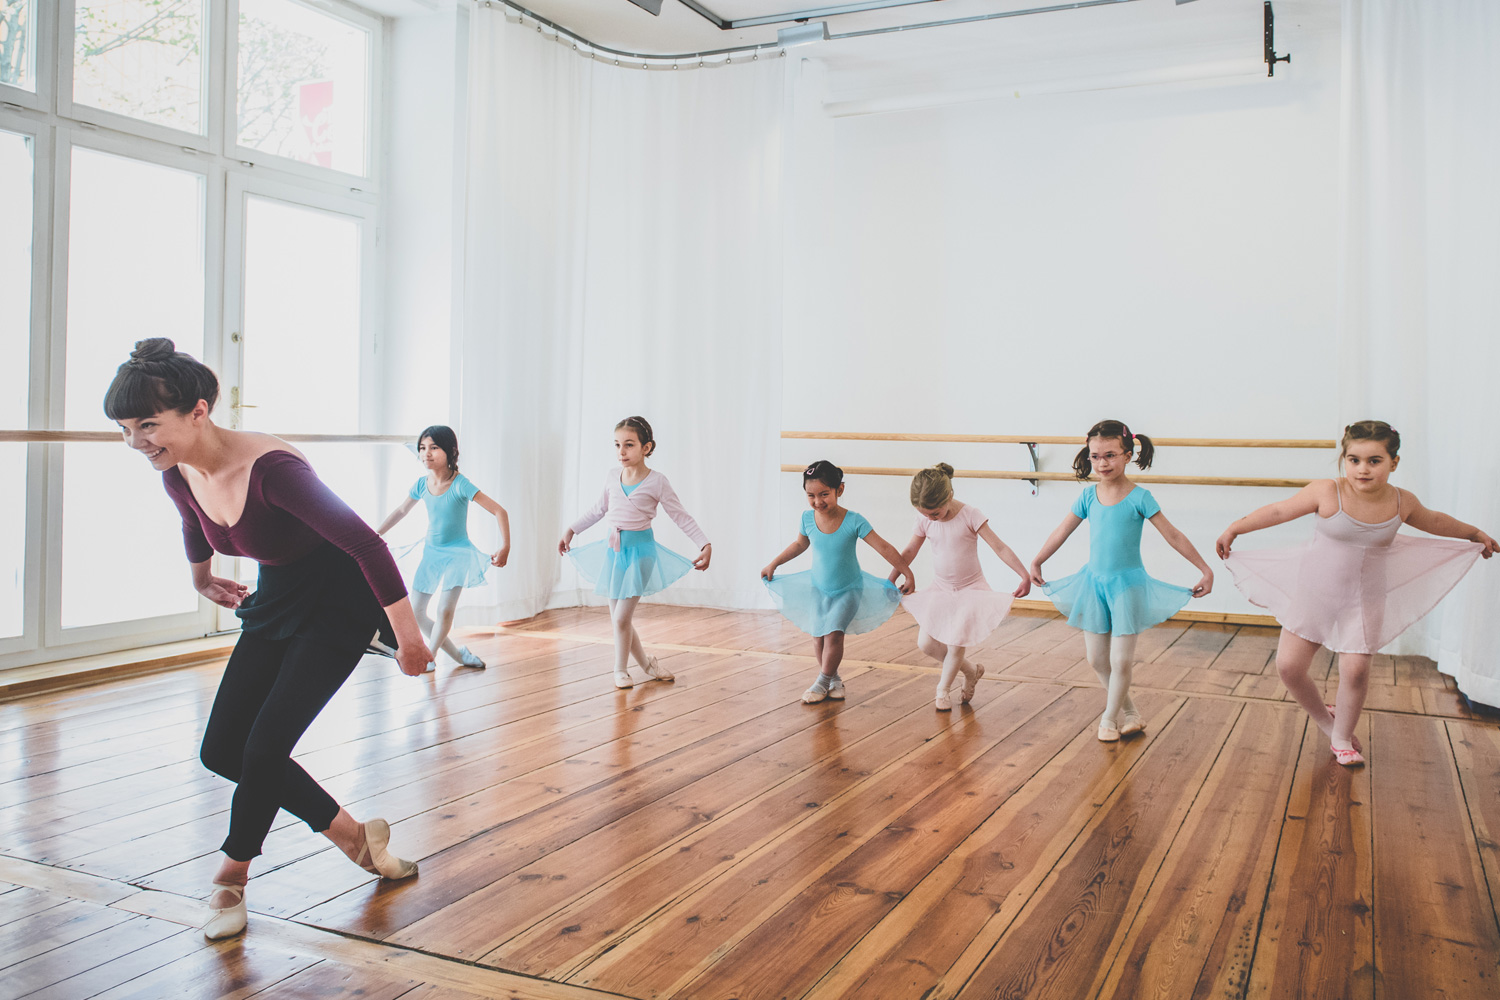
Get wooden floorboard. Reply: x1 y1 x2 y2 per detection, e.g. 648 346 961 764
1 604 1496 999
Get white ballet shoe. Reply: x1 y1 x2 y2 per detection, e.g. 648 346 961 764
613 669 634 689
458 647 485 669
353 819 418 880
1098 716 1121 742
825 676 846 700
961 662 985 704
642 656 674 682
801 682 829 704
422 661 435 674
203 882 247 940
935 689 953 711
1118 709 1145 736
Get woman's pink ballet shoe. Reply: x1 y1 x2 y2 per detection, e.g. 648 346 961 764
353 819 418 880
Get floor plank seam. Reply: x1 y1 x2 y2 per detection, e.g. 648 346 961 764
1441 721 1500 952
0 853 643 1000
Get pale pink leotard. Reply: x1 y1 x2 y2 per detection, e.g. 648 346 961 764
900 503 1015 647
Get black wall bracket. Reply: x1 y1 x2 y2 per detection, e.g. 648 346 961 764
1264 1 1291 77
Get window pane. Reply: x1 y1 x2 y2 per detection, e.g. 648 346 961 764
1 0 35 92
241 195 361 434
0 130 31 639
74 0 205 134
238 0 368 174
63 148 205 629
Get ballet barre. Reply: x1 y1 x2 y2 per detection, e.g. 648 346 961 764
776 465 1313 490
0 431 413 444
781 431 1336 449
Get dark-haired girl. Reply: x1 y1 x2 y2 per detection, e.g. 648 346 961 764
1030 420 1213 742
559 416 711 689
104 339 430 942
376 425 510 672
1219 420 1494 766
762 461 915 704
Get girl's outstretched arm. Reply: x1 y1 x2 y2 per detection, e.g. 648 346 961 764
1400 492 1499 557
978 523 1032 598
1215 481 1326 558
1149 513 1214 597
475 491 511 567
863 530 915 594
889 533 924 585
375 497 417 535
762 533 810 581
1029 514 1083 587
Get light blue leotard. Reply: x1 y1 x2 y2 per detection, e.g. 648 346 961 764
1042 485 1190 635
410 473 489 593
764 507 900 637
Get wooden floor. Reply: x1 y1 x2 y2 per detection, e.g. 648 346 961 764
2 605 1499 1000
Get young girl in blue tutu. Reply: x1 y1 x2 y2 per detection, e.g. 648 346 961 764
1029 420 1213 741
376 425 510 672
762 461 915 704
559 416 712 689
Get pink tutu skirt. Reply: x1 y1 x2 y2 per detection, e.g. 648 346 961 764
1226 534 1481 654
901 582 1015 647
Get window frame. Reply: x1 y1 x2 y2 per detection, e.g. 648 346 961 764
0 114 51 657
225 0 382 188
0 0 54 111
0 0 389 673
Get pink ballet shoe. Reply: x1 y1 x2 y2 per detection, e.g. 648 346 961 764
959 662 985 704
1331 744 1365 767
203 882 247 940
935 689 953 711
353 819 418 880
1325 705 1363 753
1118 709 1145 736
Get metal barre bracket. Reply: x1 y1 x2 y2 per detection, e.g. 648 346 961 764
1022 442 1039 496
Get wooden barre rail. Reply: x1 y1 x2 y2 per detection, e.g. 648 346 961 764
0 431 413 444
782 431 1336 449
778 464 1312 489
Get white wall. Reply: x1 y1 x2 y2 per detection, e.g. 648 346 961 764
778 6 1345 618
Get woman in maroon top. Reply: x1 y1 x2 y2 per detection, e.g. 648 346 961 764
105 339 433 941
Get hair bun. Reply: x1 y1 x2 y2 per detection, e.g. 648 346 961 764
934 462 955 477
130 338 177 364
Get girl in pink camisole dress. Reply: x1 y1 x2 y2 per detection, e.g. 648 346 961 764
895 465 1031 710
1219 421 1495 766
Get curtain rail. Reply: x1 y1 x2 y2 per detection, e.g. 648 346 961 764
779 464 1311 489
783 431 1335 449
0 431 413 444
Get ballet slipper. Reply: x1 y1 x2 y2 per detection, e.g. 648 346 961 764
203 882 247 940
1331 744 1365 766
1118 709 1145 736
935 688 953 711
613 669 633 689
458 647 485 669
960 662 985 704
1097 717 1120 742
642 656 675 682
825 676 846 700
353 819 418 880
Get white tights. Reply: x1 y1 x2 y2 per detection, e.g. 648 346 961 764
1083 632 1138 725
609 597 651 677
413 588 465 664
917 629 973 694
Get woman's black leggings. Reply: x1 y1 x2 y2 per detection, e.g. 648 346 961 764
200 631 364 861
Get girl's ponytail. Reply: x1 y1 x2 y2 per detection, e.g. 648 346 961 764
1076 419 1152 478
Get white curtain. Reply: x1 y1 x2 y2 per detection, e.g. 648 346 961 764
1340 0 1500 701
456 7 785 622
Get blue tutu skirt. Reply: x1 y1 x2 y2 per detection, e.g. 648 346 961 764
569 528 694 599
1042 567 1190 636
413 541 489 593
764 570 901 637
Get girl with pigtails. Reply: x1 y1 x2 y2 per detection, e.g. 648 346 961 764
1031 419 1213 742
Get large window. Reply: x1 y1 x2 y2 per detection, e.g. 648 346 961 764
0 0 383 669
0 128 32 641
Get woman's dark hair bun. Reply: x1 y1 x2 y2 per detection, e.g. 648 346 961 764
129 338 177 364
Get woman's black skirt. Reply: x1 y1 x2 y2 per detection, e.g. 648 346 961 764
235 543 396 649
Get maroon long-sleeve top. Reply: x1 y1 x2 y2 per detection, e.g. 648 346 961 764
163 450 407 606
